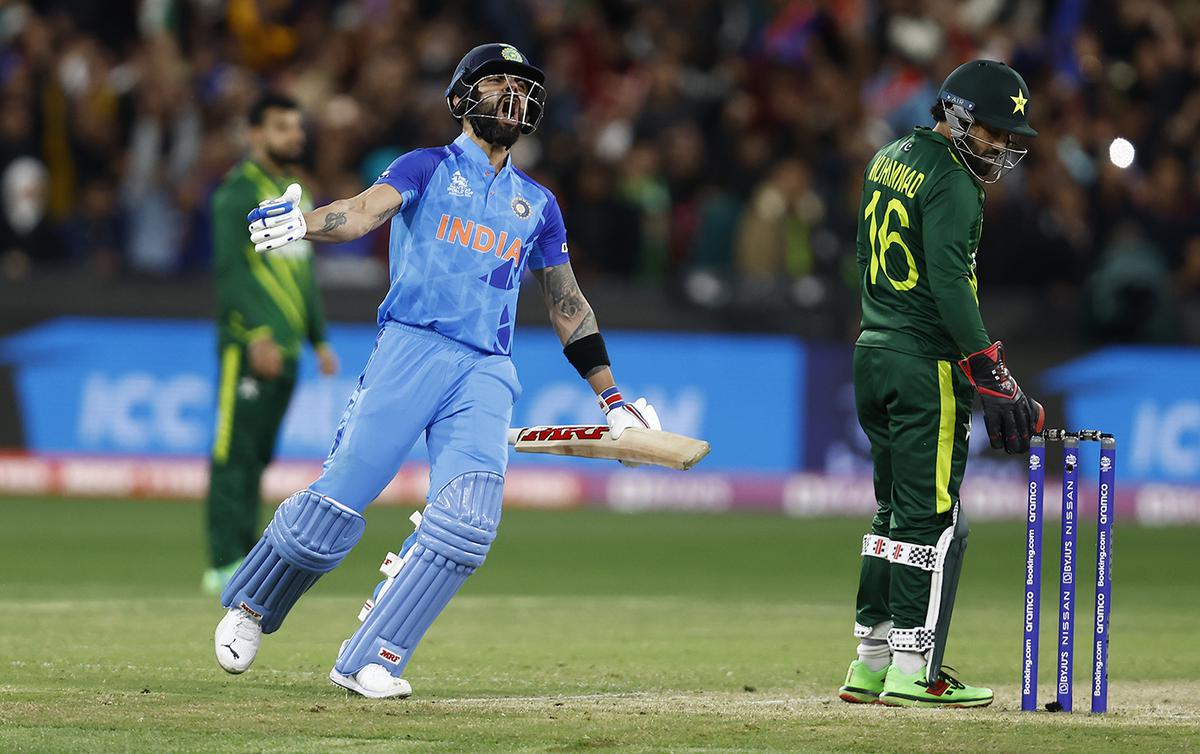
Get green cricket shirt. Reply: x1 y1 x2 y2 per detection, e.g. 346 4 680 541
211 160 327 357
854 127 991 360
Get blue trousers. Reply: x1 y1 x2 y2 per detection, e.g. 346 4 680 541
310 322 520 512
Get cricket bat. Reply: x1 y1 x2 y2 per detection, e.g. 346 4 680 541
506 425 710 471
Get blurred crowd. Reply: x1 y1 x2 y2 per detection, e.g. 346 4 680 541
2 0 1199 342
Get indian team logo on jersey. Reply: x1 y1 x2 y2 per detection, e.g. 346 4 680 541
447 170 473 198
511 196 532 219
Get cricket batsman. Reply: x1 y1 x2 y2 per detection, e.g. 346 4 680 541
838 60 1045 707
212 43 660 698
203 93 338 595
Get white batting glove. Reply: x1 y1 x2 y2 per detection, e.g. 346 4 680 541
603 393 661 469
599 387 661 439
247 183 306 253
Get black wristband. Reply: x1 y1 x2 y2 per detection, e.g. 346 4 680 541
563 333 610 378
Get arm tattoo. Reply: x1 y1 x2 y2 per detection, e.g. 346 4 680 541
565 310 598 344
319 212 347 233
373 205 402 226
534 263 599 345
540 263 584 318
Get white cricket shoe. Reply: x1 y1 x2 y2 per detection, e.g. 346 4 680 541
214 607 262 674
329 641 412 698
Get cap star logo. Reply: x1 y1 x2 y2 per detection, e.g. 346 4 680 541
501 45 523 62
1011 89 1028 115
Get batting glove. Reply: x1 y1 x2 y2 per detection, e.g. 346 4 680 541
248 183 306 253
599 387 661 440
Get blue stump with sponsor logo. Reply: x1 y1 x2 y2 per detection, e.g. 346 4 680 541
1057 435 1079 711
1092 435 1115 714
1022 436 1045 712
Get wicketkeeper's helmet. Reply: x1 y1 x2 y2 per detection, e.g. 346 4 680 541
937 60 1036 183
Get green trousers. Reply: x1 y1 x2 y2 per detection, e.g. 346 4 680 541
852 345 974 631
205 342 297 569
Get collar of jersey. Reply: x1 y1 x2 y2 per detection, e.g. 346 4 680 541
453 132 511 173
244 159 291 194
912 126 952 148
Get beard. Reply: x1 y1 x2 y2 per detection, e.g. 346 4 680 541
963 149 999 180
468 113 521 149
958 135 1004 181
265 145 302 168
467 91 524 148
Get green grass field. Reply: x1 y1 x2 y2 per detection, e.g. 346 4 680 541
1 497 1198 753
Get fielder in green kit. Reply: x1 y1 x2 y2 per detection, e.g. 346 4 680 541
838 61 1045 707
202 93 339 594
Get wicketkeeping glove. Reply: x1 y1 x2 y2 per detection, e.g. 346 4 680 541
247 183 306 253
958 341 1045 454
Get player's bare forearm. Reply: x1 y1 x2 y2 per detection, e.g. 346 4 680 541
303 184 402 243
585 366 616 393
532 262 610 385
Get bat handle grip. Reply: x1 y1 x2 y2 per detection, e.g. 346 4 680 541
506 428 523 446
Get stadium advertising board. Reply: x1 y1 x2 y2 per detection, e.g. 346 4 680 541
0 317 802 472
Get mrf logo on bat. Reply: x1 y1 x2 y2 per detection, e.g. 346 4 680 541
520 426 607 442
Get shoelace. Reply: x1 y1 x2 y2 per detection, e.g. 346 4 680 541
233 611 260 642
932 665 967 690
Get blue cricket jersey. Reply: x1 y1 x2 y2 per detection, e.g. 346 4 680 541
373 132 569 355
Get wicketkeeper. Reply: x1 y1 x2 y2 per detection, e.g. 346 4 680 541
213 43 661 698
204 93 338 595
838 60 1045 707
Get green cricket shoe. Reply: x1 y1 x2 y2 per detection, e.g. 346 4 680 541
838 660 889 704
878 666 993 708
201 559 243 596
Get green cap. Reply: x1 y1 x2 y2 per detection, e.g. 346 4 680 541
938 59 1037 137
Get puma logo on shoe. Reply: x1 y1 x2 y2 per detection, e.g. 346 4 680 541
222 641 240 660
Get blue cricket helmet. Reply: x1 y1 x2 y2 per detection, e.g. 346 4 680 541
445 43 547 134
